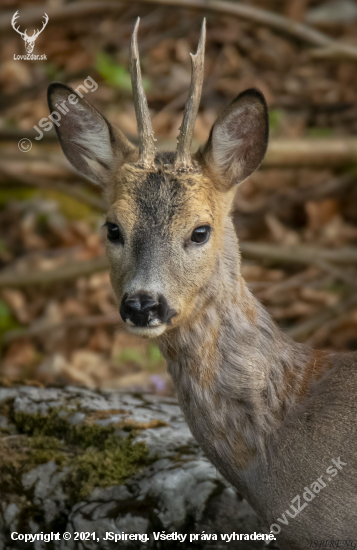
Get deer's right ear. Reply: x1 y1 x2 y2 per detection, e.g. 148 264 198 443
47 83 137 185
199 88 269 189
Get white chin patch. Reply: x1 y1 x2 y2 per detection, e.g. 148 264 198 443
125 324 166 338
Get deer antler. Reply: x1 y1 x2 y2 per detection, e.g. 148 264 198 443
32 13 49 39
174 19 206 172
130 18 156 168
11 10 27 40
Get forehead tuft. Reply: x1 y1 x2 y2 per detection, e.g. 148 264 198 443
108 152 218 233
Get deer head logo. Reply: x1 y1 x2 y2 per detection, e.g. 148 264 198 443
11 10 48 54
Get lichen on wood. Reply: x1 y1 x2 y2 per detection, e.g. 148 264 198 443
0 386 265 549
1 405 152 500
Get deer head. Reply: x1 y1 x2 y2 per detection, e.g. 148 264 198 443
12 10 48 54
48 18 268 338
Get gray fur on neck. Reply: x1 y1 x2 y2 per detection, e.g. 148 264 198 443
159 221 311 475
158 220 357 546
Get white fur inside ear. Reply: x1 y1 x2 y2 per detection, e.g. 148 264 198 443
213 120 243 176
212 103 261 180
69 103 113 180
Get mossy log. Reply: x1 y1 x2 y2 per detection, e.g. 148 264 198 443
0 386 267 549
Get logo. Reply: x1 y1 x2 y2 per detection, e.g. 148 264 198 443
12 10 48 60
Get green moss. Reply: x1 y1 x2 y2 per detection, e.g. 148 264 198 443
117 347 146 365
307 127 334 138
269 109 284 135
0 187 97 221
67 435 149 498
147 343 163 364
40 190 96 221
0 300 20 344
14 408 117 448
1 408 152 500
29 435 67 467
114 343 165 373
95 52 135 92
0 188 36 208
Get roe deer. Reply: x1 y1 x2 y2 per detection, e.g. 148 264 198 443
48 18 357 549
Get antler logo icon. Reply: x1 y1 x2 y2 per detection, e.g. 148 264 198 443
11 10 48 54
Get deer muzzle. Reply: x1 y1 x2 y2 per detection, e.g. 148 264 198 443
120 291 176 337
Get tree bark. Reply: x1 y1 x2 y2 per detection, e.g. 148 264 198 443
0 386 267 549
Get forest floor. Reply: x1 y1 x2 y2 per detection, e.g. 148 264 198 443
1 0 357 394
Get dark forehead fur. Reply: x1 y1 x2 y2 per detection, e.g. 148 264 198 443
133 155 188 227
116 152 213 231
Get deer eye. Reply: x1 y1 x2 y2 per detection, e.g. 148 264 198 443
106 222 123 244
191 225 211 244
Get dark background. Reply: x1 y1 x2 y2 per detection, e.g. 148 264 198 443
1 0 357 393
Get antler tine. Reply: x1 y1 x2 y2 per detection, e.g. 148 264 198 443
174 18 206 172
33 12 49 39
11 10 26 38
11 10 19 27
130 18 156 168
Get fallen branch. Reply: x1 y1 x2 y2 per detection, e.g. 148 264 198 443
264 139 357 168
0 2 123 33
2 313 122 345
308 307 357 346
0 256 109 289
234 174 355 234
134 0 357 61
4 138 357 169
2 243 357 290
240 242 357 267
0 158 77 181
241 242 357 290
286 292 357 341
0 128 57 142
0 168 106 212
312 258 357 290
2 1 357 61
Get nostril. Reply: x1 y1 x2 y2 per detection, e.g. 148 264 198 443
125 297 158 312
120 292 175 328
125 298 142 311
141 299 158 311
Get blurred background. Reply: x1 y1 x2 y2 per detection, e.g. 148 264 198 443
1 0 357 394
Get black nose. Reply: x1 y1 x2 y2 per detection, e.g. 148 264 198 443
120 292 176 327
125 297 158 312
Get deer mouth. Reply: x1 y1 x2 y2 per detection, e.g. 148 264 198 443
124 322 167 338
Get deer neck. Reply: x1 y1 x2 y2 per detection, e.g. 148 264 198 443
158 222 313 476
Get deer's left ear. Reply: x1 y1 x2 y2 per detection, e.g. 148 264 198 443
47 83 137 185
199 89 269 188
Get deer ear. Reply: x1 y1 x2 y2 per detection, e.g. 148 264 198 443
47 83 137 185
199 89 269 188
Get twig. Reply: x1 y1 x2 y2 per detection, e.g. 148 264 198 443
2 313 122 345
1 243 357 290
0 2 124 33
0 128 57 142
307 309 356 346
312 258 357 290
286 292 357 341
0 168 106 212
242 242 357 291
254 268 319 300
4 138 357 169
234 174 355 234
2 1 357 61
240 242 357 267
265 138 357 168
0 256 109 289
0 159 77 181
128 0 357 61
